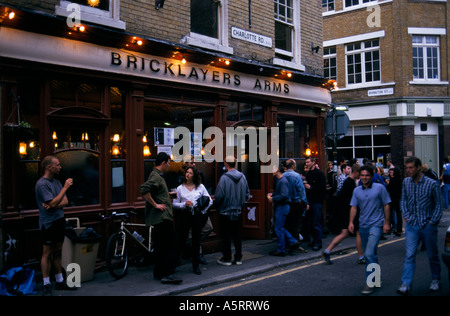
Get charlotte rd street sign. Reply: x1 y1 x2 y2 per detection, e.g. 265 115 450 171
231 27 272 48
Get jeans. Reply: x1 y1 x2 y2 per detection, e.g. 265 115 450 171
274 204 298 252
308 202 323 247
401 222 441 286
443 183 450 209
219 214 242 261
359 225 383 280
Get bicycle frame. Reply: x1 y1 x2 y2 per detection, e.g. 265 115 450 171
118 222 153 255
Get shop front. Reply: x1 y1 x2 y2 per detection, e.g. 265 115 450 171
0 11 331 266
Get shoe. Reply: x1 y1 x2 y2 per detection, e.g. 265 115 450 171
55 281 77 291
361 285 375 295
233 257 242 265
217 257 232 266
288 241 300 252
429 280 441 292
42 284 52 296
357 257 366 265
198 255 207 265
193 265 202 275
161 274 183 284
321 252 333 264
269 250 286 257
312 245 322 251
397 284 411 296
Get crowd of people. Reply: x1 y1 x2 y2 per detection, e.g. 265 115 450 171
35 151 448 295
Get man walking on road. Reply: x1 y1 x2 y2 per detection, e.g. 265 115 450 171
397 157 443 295
349 165 390 295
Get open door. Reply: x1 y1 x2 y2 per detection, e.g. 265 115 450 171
228 121 268 239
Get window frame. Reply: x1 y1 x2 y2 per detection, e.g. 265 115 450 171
273 0 305 71
345 39 381 87
324 46 337 80
412 35 441 82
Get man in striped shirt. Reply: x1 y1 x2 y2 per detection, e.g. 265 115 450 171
397 157 443 295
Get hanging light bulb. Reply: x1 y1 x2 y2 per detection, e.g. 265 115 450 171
113 134 120 142
52 131 57 140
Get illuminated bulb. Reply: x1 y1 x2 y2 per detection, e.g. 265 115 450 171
305 148 311 156
142 135 147 143
29 141 35 148
143 145 151 157
79 25 85 32
224 60 230 66
287 73 292 78
137 40 143 46
19 142 27 155
52 131 57 140
112 145 120 155
182 57 186 64
113 134 120 142
8 11 15 20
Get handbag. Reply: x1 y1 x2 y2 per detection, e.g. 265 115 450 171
195 195 211 214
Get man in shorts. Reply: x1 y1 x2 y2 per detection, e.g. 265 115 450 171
35 155 74 295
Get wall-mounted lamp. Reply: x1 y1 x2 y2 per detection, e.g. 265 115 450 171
155 0 165 10
311 42 320 54
132 37 143 46
19 142 27 155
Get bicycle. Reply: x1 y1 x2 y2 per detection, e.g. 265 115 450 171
102 211 154 279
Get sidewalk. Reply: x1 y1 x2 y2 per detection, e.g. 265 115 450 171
55 233 374 296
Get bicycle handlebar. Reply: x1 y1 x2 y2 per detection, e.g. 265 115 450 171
101 211 137 220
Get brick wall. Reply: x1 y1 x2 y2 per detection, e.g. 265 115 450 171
301 0 324 76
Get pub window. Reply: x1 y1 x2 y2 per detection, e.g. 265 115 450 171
110 86 126 204
143 92 216 193
50 80 101 111
3 77 41 211
226 102 264 123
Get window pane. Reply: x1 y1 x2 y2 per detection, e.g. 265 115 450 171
191 0 218 38
71 0 109 10
275 21 292 52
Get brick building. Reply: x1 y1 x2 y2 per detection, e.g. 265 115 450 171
0 1 330 267
322 0 449 173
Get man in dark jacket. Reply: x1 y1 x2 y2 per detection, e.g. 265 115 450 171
304 157 326 251
214 156 250 266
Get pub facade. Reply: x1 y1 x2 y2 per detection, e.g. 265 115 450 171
0 1 331 267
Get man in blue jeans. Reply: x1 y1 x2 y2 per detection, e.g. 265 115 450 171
397 157 443 295
349 164 390 295
267 164 300 256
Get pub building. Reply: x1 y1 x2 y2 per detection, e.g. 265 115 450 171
0 5 331 267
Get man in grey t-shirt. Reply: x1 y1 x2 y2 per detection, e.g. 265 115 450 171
349 165 390 295
35 155 73 295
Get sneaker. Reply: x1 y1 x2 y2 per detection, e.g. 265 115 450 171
161 274 183 284
55 281 77 291
217 257 232 266
429 280 441 292
397 284 411 296
42 283 52 296
233 257 243 265
361 285 375 295
321 251 333 265
357 257 366 265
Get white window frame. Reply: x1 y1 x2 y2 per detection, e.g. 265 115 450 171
55 0 126 29
183 0 233 54
407 28 448 85
322 0 335 12
345 39 381 88
412 35 440 82
273 0 305 71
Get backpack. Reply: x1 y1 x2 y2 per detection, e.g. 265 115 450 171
0 266 37 296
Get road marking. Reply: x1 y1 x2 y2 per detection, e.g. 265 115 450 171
195 237 405 296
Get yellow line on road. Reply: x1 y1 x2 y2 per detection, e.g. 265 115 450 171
196 237 405 296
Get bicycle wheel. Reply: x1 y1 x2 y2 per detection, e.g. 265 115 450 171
105 232 129 279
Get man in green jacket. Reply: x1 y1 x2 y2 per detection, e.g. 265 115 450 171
140 152 182 284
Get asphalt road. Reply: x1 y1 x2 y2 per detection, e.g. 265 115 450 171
180 219 450 297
